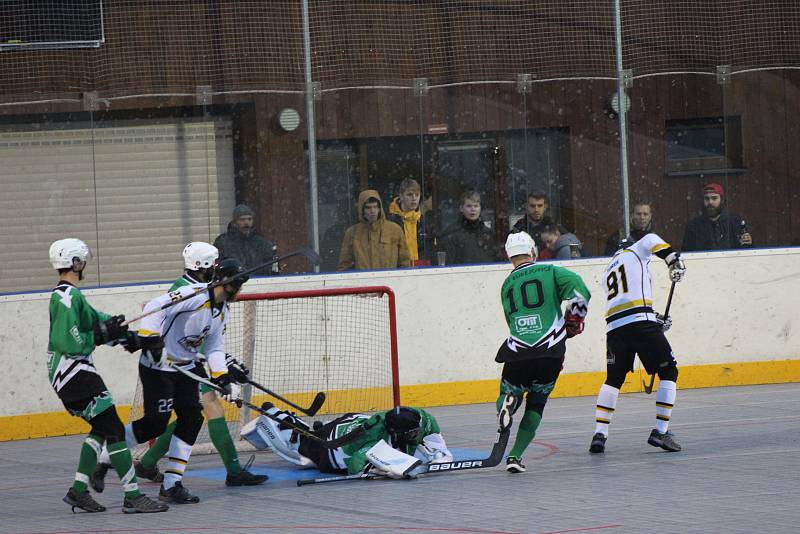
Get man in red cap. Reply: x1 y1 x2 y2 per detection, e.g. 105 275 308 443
681 183 752 251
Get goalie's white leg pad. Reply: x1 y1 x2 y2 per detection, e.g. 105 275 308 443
240 415 313 467
366 439 421 478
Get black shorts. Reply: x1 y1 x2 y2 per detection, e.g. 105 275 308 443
606 321 676 375
500 355 564 406
138 362 202 418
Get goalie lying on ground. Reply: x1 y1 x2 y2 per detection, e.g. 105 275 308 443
241 405 453 478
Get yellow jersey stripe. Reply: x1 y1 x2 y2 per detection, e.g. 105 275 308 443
606 299 653 317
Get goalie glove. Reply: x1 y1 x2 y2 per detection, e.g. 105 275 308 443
667 255 686 283
225 353 250 384
655 313 672 333
564 312 585 338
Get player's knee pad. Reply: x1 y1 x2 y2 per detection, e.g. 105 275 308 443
524 398 546 416
89 407 126 444
174 407 204 444
133 412 171 442
657 363 678 383
605 366 627 389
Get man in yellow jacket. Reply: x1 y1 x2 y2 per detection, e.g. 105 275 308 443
338 189 410 270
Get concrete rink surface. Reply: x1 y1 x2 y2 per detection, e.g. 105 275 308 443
1 383 798 534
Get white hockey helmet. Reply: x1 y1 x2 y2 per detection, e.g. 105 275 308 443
505 231 537 259
182 242 219 270
49 238 91 270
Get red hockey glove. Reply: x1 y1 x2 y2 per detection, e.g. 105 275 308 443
565 312 585 338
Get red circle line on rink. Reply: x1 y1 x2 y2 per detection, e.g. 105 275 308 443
20 523 623 534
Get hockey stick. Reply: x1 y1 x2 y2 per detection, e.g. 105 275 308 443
246 378 326 416
122 247 321 327
168 362 363 448
297 403 514 486
643 280 677 394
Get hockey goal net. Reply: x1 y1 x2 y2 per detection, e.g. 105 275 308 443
129 285 400 455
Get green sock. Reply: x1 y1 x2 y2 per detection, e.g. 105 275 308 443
107 441 141 499
72 434 103 493
508 410 542 460
139 420 177 469
208 416 241 475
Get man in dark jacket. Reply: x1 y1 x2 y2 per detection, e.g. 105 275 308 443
440 190 500 265
214 204 279 276
603 202 655 256
512 191 568 260
681 183 753 252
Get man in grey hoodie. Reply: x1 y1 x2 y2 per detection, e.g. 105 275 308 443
540 224 582 259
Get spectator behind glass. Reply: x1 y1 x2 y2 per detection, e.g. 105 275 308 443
337 189 410 271
213 204 279 276
603 202 655 256
386 178 434 265
540 224 582 259
512 191 569 260
681 183 753 252
439 190 501 265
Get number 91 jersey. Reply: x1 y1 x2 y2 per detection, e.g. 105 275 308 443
604 233 674 332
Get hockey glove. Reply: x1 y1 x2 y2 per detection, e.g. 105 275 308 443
222 383 243 406
93 315 128 346
655 313 672 333
139 335 164 364
225 353 250 384
121 331 141 353
564 312 585 338
211 372 233 397
668 255 686 282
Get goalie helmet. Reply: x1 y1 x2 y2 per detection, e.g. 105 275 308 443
182 242 219 270
505 231 537 260
49 238 91 270
384 407 422 450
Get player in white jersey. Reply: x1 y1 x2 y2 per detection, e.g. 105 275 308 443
589 233 686 453
123 258 249 504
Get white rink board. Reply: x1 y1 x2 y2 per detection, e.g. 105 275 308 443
2 247 799 417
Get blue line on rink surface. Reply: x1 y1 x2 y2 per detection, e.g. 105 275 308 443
187 447 484 482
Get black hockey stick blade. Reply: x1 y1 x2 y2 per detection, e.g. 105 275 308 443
168 363 358 448
246 378 326 416
643 373 656 394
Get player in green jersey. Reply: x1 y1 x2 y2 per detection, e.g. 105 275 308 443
47 238 168 514
131 242 267 487
241 405 453 476
496 232 591 473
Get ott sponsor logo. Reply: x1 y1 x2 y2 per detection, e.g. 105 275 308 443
515 314 542 332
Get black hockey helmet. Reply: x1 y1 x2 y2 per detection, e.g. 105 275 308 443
616 237 635 252
213 258 249 298
384 406 422 450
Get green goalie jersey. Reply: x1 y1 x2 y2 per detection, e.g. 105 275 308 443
500 261 590 356
47 282 111 391
328 408 441 474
